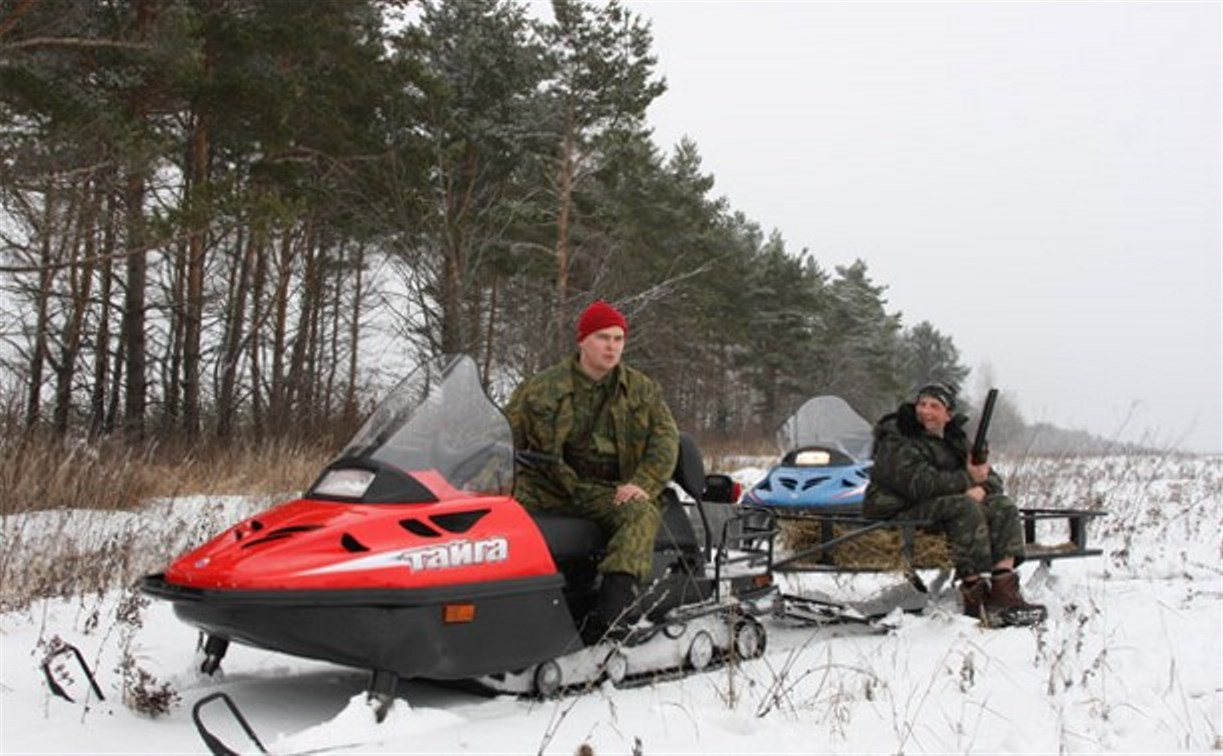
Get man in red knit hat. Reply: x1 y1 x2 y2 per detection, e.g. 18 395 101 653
506 300 679 644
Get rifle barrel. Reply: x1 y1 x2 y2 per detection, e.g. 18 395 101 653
972 388 999 464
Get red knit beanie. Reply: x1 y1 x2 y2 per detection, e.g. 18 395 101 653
576 300 628 342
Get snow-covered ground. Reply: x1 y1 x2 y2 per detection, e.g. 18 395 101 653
1 455 1220 754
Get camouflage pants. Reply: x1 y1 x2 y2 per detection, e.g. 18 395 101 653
519 481 662 582
906 493 1026 577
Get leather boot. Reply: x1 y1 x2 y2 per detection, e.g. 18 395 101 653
580 572 639 645
959 578 989 620
985 570 1047 626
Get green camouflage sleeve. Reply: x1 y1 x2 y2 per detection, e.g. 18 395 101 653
872 435 973 504
504 377 580 498
504 383 529 452
628 384 679 500
984 468 1005 495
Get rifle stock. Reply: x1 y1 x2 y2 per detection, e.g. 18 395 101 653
971 389 999 465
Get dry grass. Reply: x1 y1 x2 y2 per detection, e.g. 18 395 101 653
697 432 780 473
0 433 335 516
0 433 337 610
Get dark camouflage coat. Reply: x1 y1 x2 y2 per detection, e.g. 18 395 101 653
864 402 1003 519
865 402 1023 576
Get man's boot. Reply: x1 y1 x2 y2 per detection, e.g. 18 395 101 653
959 578 989 620
581 572 639 645
985 570 1047 626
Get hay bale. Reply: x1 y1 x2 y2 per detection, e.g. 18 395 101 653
780 519 953 571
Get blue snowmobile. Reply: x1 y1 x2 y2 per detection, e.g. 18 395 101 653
741 396 874 515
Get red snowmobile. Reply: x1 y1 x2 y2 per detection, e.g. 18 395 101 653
142 355 775 718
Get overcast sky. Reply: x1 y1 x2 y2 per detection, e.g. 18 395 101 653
621 0 1222 453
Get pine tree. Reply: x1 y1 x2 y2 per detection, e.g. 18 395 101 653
537 0 665 345
816 260 904 421
898 321 970 396
394 0 545 368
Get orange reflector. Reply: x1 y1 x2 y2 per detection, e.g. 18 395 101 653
752 574 773 588
443 603 476 624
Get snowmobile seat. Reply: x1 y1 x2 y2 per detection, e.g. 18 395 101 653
656 490 700 551
528 498 699 564
528 511 606 564
672 432 706 502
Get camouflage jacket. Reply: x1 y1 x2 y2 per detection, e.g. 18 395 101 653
864 402 1004 519
505 355 679 506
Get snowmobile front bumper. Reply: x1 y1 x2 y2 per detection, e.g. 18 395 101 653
140 572 579 680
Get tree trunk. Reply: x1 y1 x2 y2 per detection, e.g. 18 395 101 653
90 191 117 437
121 169 148 441
181 128 208 438
106 312 125 435
553 95 577 341
249 228 268 440
23 185 56 430
439 147 478 356
323 249 343 425
120 0 155 442
216 226 254 439
285 228 321 431
53 182 100 435
182 41 214 439
163 231 185 432
482 274 498 390
441 240 462 354
343 245 363 425
269 229 295 431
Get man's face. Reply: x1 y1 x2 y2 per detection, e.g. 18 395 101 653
915 396 953 436
578 326 625 378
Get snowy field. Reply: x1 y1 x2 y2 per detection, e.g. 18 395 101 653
1 454 1220 754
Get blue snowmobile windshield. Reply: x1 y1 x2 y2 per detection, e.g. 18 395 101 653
777 396 874 462
338 354 514 496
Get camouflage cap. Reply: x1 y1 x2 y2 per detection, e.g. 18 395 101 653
916 383 956 411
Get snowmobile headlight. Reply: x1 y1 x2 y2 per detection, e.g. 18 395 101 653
313 468 376 499
793 450 831 466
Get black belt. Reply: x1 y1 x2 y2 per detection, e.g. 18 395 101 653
564 455 621 483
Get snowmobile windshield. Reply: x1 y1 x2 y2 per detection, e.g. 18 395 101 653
776 396 873 462
337 354 513 496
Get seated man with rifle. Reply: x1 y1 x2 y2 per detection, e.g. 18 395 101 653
863 384 1046 626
